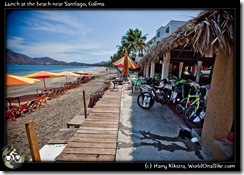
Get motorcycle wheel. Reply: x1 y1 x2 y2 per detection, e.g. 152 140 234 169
183 105 204 129
137 92 155 109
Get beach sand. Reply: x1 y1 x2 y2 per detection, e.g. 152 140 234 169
5 67 119 160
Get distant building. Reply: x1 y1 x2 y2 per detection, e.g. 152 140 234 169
155 20 187 43
135 20 186 63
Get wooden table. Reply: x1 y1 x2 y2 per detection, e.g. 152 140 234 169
6 96 20 109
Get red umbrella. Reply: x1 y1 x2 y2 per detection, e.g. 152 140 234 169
112 51 139 75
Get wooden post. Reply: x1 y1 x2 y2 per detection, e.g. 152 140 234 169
25 120 41 161
83 91 87 119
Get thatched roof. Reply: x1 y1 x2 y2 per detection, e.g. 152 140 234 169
139 9 234 66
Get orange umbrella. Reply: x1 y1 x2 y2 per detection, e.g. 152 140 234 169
6 74 40 86
112 51 139 75
56 71 80 82
24 71 61 88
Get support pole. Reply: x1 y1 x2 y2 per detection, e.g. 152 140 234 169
83 91 87 119
25 120 41 161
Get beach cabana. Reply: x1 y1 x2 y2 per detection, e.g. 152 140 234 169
140 9 235 160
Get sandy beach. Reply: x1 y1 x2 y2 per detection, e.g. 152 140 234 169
5 67 119 160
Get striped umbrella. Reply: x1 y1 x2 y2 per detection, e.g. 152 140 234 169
6 74 40 86
24 71 61 88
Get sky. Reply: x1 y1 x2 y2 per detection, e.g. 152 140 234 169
7 10 203 64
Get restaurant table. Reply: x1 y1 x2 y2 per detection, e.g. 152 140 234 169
6 96 21 109
130 78 147 93
111 78 124 89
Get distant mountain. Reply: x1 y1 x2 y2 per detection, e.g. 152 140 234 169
68 62 89 66
6 48 38 64
94 61 110 65
6 48 107 66
33 57 68 65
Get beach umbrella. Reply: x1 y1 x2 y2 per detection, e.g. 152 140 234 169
74 70 90 75
112 50 139 74
56 71 80 82
24 71 61 88
6 74 41 86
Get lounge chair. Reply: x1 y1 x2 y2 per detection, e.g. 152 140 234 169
6 109 16 124
14 103 28 117
26 95 47 112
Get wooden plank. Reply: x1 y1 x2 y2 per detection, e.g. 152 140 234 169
87 118 120 121
98 98 121 102
48 128 78 144
102 95 121 98
72 133 117 139
77 126 118 131
81 123 118 128
93 106 120 110
91 106 120 113
62 147 116 155
87 115 119 120
85 120 118 124
56 153 115 161
67 141 117 149
94 102 120 107
87 114 119 118
69 137 117 143
67 114 85 128
76 129 118 135
103 91 121 95
88 113 119 118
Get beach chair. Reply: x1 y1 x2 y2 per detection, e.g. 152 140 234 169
46 90 57 100
6 109 16 124
26 95 47 112
14 103 28 117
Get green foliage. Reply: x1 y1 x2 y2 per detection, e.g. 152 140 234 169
103 28 149 67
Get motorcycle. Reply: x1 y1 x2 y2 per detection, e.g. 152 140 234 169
137 84 168 109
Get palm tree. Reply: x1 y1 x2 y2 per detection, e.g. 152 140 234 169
119 28 149 58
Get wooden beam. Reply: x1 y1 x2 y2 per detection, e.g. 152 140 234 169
25 120 41 161
172 49 194 52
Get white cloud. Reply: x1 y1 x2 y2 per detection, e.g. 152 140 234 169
22 11 91 37
7 37 111 63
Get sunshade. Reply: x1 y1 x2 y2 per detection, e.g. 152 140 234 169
74 70 90 75
56 71 80 82
6 74 40 86
112 51 139 75
24 71 61 88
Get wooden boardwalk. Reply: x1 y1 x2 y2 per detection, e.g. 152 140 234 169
56 86 122 161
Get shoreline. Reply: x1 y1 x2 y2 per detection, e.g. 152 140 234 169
6 67 104 100
6 67 119 160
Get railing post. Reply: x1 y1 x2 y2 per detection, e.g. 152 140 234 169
83 90 87 119
25 120 41 161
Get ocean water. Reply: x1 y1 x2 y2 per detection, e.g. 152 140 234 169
6 64 99 76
